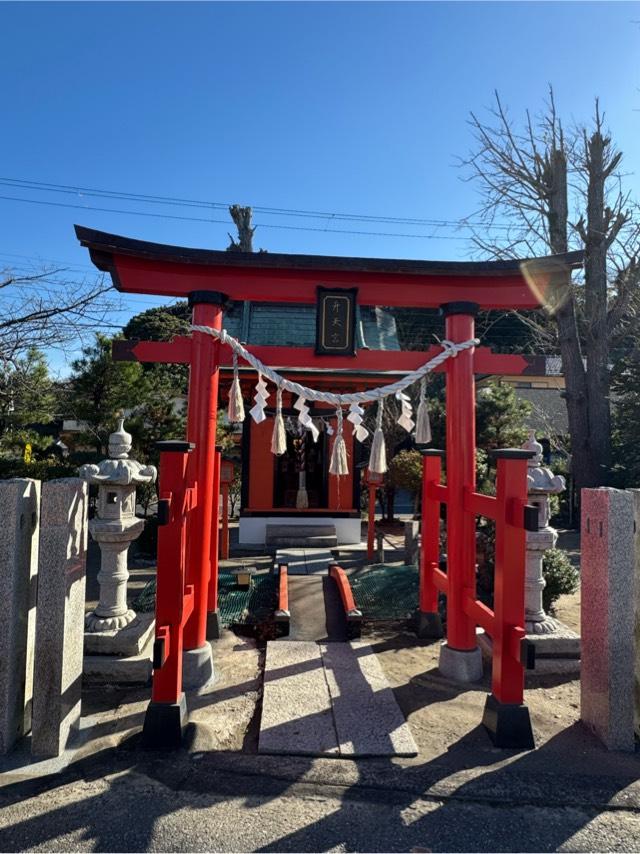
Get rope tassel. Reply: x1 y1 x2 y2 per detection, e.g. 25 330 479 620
329 408 349 476
415 378 432 444
368 401 387 474
227 352 245 423
271 387 287 455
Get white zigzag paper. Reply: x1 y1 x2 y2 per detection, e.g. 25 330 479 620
347 402 368 442
395 391 415 433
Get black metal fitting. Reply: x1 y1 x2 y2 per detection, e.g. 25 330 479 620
439 301 480 317
188 290 228 307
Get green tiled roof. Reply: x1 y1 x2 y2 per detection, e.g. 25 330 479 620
223 301 539 355
223 301 400 350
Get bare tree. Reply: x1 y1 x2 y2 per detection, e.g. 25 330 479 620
462 89 640 490
0 265 115 371
226 205 256 252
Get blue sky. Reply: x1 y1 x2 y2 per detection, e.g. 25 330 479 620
1 1 639 371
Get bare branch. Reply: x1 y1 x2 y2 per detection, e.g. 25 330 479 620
0 266 119 364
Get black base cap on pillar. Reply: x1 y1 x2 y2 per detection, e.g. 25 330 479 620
142 694 187 750
415 610 444 639
206 610 222 640
482 693 535 750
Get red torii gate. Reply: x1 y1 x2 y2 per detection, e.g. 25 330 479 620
76 225 582 749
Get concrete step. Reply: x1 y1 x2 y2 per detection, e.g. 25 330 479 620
266 524 337 548
275 548 333 575
271 536 337 548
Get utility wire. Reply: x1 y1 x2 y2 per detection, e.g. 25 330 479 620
0 175 517 233
0 193 481 241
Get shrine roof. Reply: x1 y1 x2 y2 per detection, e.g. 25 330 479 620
223 301 400 350
76 225 583 280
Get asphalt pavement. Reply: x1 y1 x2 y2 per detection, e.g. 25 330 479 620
2 728 640 852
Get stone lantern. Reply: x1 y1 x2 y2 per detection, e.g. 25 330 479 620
80 419 157 634
524 430 565 632
523 430 580 672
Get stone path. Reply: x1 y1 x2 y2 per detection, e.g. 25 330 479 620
258 640 418 758
275 548 333 575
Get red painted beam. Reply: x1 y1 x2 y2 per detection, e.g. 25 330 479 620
112 254 544 309
112 338 531 379
464 489 498 520
426 483 449 504
463 591 495 635
112 337 192 364
218 345 529 376
432 567 449 594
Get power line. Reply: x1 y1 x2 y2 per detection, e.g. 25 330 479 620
0 193 487 241
0 175 519 234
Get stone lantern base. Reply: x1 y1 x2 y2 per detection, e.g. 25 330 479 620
83 612 155 684
478 619 580 676
523 621 580 675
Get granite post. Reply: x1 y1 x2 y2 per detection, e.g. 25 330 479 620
580 487 636 751
31 479 88 757
404 520 420 566
0 479 40 755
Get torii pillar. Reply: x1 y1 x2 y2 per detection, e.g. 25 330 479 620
439 301 483 680
179 291 226 689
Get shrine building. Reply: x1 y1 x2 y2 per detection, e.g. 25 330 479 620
219 300 400 545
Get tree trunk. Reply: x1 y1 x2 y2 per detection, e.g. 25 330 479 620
227 206 255 252
386 487 396 522
583 130 612 484
547 146 603 490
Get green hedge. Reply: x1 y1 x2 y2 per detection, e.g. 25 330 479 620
0 458 79 481
542 548 579 613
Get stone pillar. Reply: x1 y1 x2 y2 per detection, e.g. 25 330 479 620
0 479 40 755
580 487 636 751
31 479 88 757
85 508 143 631
525 527 558 627
522 432 580 673
404 520 420 565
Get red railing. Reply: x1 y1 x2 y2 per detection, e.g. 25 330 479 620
418 445 537 744
275 563 290 620
329 563 362 639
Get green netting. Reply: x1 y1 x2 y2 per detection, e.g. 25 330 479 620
131 571 278 627
132 580 157 613
218 571 278 627
349 564 419 620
